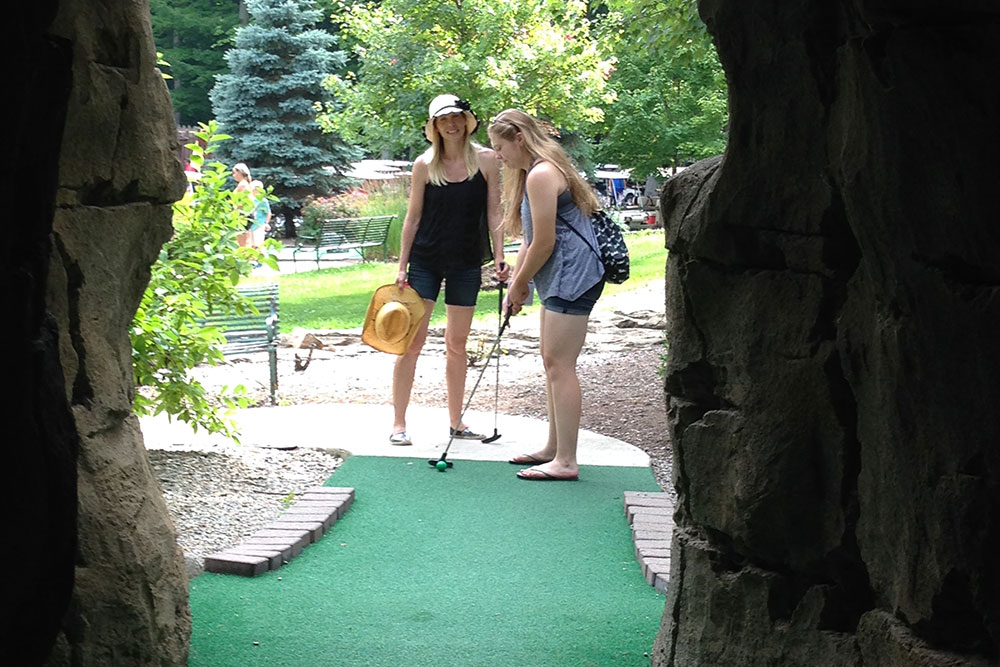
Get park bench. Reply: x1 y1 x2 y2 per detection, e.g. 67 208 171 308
200 283 280 405
292 215 395 268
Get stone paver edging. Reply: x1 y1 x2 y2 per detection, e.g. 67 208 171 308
624 491 675 593
204 486 355 576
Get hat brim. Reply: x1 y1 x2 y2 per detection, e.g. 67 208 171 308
424 110 479 143
361 284 427 355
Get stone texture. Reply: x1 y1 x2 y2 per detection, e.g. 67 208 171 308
204 553 269 577
24 1 191 664
655 2 1000 665
244 537 305 558
222 547 285 571
252 529 313 554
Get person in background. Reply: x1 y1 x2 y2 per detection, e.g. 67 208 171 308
249 179 271 250
487 109 605 481
389 93 509 446
640 173 659 210
232 162 254 247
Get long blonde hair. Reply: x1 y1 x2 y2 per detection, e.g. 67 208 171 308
423 120 481 187
487 109 600 236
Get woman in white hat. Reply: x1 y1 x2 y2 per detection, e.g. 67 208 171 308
487 109 607 481
389 94 509 446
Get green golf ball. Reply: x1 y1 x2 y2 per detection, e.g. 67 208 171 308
436 460 448 471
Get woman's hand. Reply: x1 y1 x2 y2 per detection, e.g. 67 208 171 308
396 268 407 291
495 260 510 283
506 277 530 315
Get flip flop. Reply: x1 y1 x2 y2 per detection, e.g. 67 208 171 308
508 453 554 465
516 467 579 481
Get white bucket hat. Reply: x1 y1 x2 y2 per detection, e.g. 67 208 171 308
423 94 479 143
233 162 251 178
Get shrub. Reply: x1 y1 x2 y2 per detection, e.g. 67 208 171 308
131 121 280 440
301 191 369 237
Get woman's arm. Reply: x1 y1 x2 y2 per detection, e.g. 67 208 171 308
506 162 563 311
396 158 429 290
479 148 510 282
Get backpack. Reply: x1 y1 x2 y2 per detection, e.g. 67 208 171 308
561 209 630 284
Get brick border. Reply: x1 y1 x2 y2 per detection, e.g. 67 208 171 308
204 486 355 577
623 491 674 593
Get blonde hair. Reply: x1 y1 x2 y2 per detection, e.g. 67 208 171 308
487 109 600 236
423 120 481 187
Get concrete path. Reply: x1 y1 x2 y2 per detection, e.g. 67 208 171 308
140 403 650 468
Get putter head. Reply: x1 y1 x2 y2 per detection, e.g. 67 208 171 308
427 458 454 468
481 431 501 444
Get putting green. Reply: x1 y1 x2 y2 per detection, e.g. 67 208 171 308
189 456 665 666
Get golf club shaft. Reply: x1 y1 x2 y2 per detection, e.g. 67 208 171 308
493 282 504 431
439 310 512 460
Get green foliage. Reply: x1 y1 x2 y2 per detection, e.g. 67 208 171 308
211 0 361 225
595 0 728 177
150 0 240 124
131 121 280 440
300 192 366 236
322 0 615 157
357 188 409 258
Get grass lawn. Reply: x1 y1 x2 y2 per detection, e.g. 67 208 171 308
255 229 666 331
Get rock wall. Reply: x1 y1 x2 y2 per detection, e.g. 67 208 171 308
32 1 190 664
654 2 999 666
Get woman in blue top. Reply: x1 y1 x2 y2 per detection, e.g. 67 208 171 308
390 94 509 446
488 109 605 481
249 180 271 249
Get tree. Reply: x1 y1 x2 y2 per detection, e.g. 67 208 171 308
211 0 360 237
150 0 241 125
131 122 279 440
322 0 615 157
594 0 728 178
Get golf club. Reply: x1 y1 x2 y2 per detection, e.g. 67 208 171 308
481 281 506 444
429 304 512 469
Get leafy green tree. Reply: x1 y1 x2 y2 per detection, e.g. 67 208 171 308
150 0 241 125
323 0 615 157
595 0 727 177
131 122 279 440
211 0 360 237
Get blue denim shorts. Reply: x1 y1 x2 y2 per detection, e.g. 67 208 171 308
542 279 605 316
408 260 481 307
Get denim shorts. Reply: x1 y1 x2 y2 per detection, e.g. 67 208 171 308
408 260 481 307
542 279 605 316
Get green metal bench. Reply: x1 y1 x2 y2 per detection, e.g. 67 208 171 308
292 215 395 268
201 283 280 405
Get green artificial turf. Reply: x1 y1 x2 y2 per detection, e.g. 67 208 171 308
189 456 666 666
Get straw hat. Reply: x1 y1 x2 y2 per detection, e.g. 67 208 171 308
361 285 427 355
423 94 479 143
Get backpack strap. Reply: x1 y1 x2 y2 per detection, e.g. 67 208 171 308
557 211 602 263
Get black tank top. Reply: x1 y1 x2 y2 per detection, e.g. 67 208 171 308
410 170 487 270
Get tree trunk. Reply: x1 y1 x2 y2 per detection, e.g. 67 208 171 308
279 203 298 239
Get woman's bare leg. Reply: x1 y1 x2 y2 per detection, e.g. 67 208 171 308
444 304 475 429
526 308 590 477
392 300 435 434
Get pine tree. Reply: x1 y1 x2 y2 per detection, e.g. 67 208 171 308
211 0 359 237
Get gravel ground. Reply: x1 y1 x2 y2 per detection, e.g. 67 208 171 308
146 281 673 573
